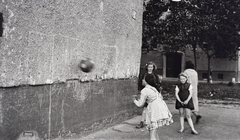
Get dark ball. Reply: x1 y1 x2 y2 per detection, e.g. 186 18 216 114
79 58 94 73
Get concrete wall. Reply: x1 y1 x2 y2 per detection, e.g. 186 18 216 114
0 79 138 140
0 0 142 86
0 0 143 139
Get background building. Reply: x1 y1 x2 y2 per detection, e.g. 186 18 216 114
140 46 240 82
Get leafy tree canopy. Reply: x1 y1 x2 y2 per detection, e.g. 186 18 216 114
143 0 240 60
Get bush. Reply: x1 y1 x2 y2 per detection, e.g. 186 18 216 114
161 80 240 100
227 81 234 87
198 83 240 100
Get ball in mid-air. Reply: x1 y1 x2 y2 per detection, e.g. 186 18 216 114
79 58 94 73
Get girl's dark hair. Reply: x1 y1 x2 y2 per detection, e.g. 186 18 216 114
145 61 157 70
144 74 157 87
185 61 194 69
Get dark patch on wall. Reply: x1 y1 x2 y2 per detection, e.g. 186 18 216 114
0 78 138 140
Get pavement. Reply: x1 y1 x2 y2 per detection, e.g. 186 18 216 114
54 99 240 140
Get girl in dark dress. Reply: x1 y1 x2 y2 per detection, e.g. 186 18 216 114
175 73 198 135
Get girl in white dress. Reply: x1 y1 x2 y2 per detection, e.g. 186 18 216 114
133 74 173 140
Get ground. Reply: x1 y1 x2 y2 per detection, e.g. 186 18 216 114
54 98 240 140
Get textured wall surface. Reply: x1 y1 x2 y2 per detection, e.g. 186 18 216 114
0 79 138 140
0 0 143 87
0 0 143 139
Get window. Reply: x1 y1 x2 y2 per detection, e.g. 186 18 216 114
202 73 208 79
218 74 223 79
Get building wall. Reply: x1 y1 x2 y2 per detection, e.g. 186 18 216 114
0 79 138 140
0 0 142 86
0 0 143 139
141 47 238 82
185 47 238 81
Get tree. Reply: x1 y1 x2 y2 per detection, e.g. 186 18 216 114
143 0 240 83
142 0 205 69
197 0 240 82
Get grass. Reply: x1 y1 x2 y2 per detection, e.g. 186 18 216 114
161 81 240 101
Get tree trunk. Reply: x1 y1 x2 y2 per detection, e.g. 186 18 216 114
207 56 211 83
193 43 197 70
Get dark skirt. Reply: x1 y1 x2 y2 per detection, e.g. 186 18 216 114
175 98 194 110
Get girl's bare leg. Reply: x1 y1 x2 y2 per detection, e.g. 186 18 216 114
186 109 198 134
192 111 202 124
149 129 158 140
155 129 160 140
179 108 185 132
136 107 146 128
141 107 146 122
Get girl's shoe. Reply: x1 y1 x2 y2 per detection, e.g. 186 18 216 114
178 129 184 133
191 130 199 135
196 115 202 124
136 121 144 129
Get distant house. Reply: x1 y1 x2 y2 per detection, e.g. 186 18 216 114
140 46 240 82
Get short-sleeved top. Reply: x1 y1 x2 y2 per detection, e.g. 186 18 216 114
134 85 173 127
175 83 194 110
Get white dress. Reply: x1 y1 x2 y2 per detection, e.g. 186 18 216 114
184 69 199 112
134 85 173 130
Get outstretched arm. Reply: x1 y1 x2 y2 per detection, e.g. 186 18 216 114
133 89 147 107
